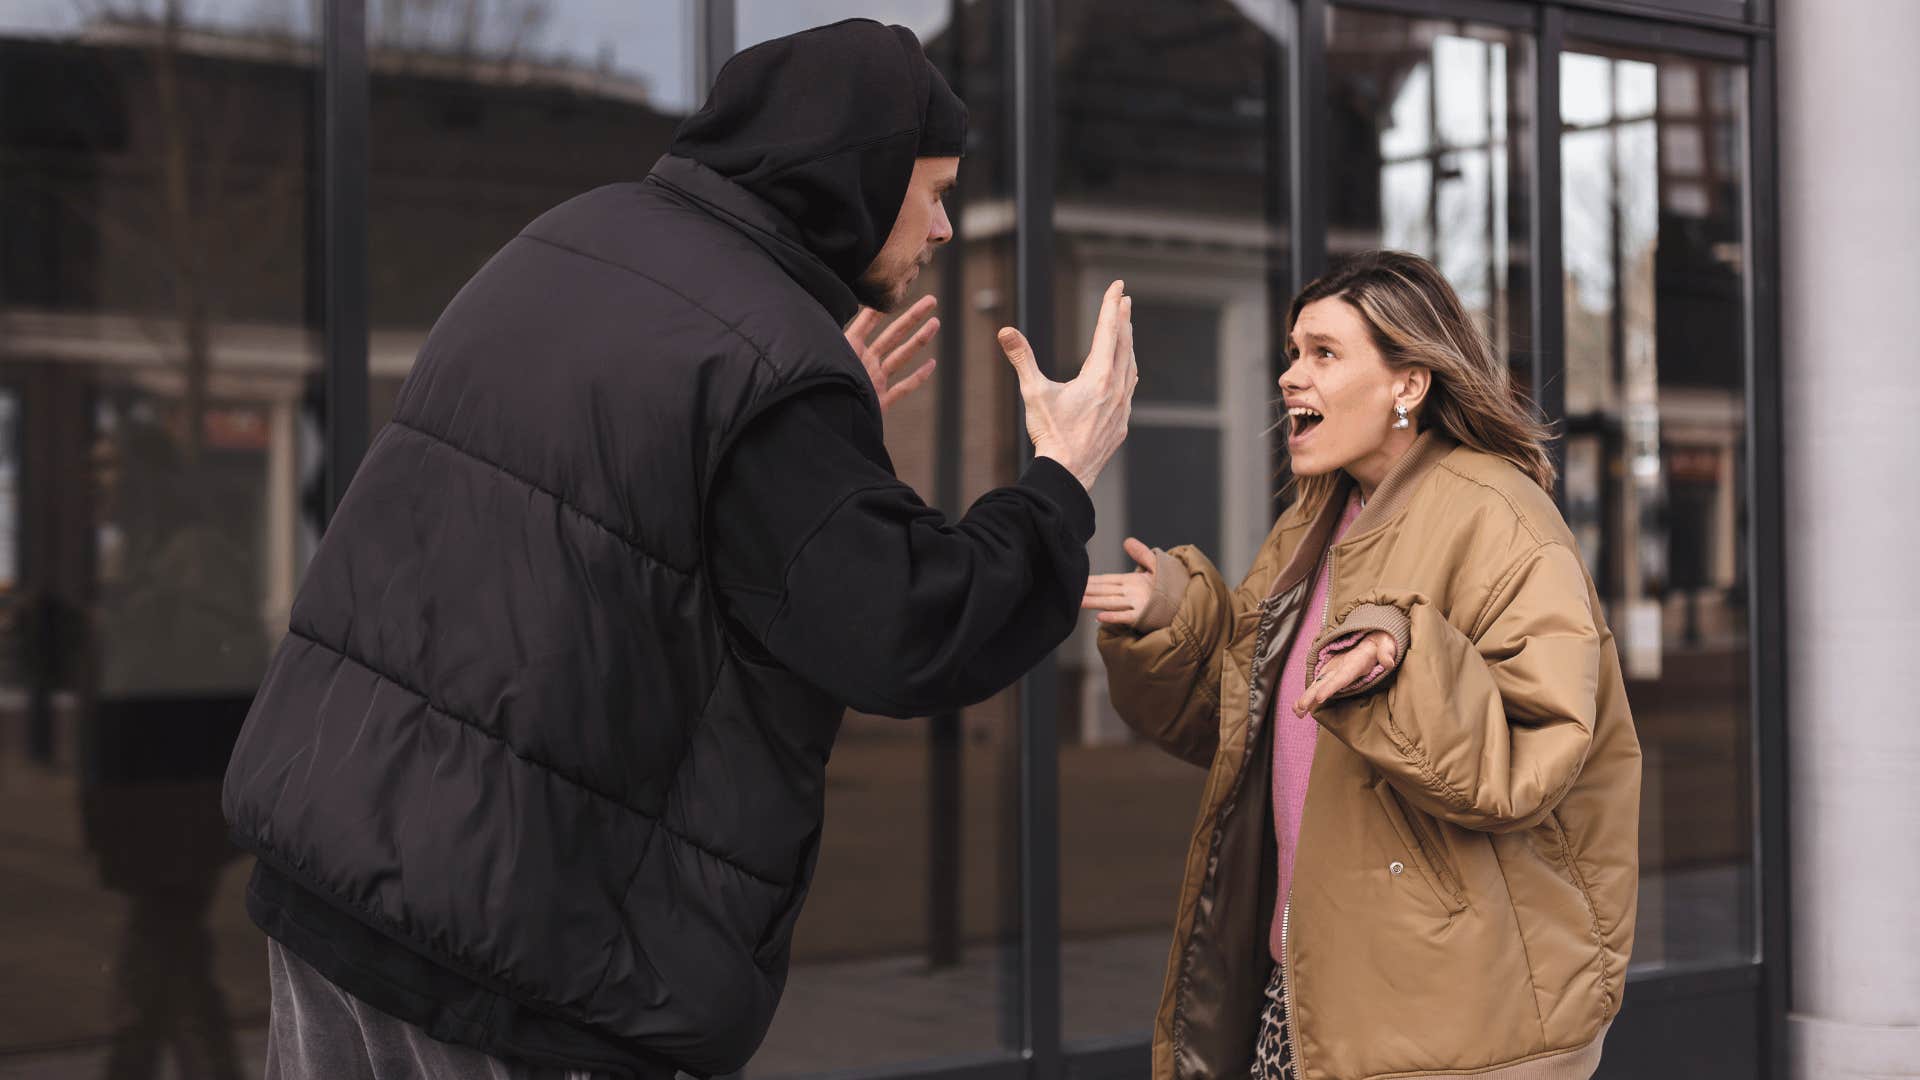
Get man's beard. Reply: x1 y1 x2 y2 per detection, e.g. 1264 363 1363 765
854 252 922 314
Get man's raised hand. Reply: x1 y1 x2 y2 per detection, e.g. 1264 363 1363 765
997 279 1136 490
846 296 941 412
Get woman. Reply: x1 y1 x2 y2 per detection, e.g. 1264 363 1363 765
1086 251 1639 1080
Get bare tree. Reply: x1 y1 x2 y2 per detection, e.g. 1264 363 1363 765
22 0 314 463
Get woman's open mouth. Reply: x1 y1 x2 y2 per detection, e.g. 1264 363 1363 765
1287 405 1324 445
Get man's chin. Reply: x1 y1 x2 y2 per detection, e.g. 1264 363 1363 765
854 274 915 315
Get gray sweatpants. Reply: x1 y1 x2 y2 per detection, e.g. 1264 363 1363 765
265 939 602 1080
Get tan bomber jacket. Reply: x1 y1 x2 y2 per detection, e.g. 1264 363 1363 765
1098 432 1641 1080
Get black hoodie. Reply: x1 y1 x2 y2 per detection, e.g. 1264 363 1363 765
224 19 1090 1080
670 18 966 294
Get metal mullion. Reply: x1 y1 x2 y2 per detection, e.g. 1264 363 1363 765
697 0 736 93
1620 959 1762 999
794 1051 1030 1080
1743 32 1790 1080
927 0 967 976
1558 0 1756 35
1533 5 1567 495
321 0 369 522
1059 1037 1151 1080
1332 0 1538 30
1563 10 1749 60
1011 0 1063 1073
1292 0 1329 287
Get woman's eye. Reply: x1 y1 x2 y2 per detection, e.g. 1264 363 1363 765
1318 347 1336 359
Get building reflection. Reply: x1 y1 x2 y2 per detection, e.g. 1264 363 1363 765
0 2 1766 1076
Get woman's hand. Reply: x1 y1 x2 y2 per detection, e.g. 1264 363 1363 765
1294 630 1400 717
1081 537 1158 627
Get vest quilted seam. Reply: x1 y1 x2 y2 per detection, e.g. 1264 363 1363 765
283 626 790 890
387 420 694 578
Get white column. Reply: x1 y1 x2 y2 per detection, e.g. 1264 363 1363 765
1779 1 1920 1077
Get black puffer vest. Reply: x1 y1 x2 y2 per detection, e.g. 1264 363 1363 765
223 156 881 1076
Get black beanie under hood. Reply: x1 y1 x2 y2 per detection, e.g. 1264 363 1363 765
668 19 967 290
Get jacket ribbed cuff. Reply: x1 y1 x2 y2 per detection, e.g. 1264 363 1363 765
1133 548 1187 633
1312 602 1412 700
1018 457 1096 544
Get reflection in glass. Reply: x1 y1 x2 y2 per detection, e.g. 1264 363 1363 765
1326 8 1534 382
1561 43 1753 972
0 3 321 1073
367 0 705 428
739 0 953 48
1053 0 1290 1045
733 4 1027 1075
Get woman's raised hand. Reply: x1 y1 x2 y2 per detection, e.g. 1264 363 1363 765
1081 537 1159 628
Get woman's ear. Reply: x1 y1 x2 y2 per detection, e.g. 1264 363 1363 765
1395 366 1433 415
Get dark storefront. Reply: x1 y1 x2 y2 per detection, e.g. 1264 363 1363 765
0 1 1783 1077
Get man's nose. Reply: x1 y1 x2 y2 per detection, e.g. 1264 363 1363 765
929 202 954 246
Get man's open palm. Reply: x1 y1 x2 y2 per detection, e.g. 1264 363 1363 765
846 296 941 412
997 279 1136 490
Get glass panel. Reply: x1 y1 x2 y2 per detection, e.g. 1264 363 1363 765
739 0 953 46
0 3 322 1072
1325 8 1535 390
367 0 705 425
731 4 1025 1074
1125 426 1224 558
1133 299 1221 405
1053 0 1291 1046
1561 42 1754 972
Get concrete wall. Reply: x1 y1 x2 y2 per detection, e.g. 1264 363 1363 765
1778 1 1920 1076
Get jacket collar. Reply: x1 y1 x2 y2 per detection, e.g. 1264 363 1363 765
1270 430 1456 593
645 154 862 325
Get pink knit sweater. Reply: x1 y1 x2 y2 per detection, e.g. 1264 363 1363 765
1269 492 1365 961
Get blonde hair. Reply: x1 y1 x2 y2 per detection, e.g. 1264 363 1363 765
1282 250 1555 520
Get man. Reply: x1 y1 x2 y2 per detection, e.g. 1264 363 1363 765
223 19 1136 1080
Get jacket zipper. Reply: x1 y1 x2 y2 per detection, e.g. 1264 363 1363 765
1290 545 1336 1076
1280 545 1332 1080
1281 898 1300 1078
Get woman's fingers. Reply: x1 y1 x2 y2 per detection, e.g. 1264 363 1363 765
1080 593 1137 612
1294 651 1369 716
1122 536 1156 573
1096 610 1141 626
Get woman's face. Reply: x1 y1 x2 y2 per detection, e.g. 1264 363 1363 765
1280 297 1416 481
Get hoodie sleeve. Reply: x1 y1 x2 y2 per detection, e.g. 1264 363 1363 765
707 386 1095 717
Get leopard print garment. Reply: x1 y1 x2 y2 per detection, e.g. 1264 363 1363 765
1251 965 1297 1080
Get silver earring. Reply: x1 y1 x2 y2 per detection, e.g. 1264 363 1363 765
1393 404 1410 430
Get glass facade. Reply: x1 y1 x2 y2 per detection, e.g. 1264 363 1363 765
0 2 1782 1078
1049 0 1289 1045
1325 7 1534 382
726 10 1030 1073
1560 41 1754 973
0 3 321 1074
